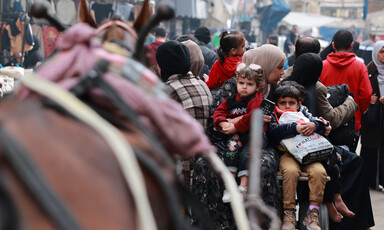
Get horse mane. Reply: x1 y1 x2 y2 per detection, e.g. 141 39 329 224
78 0 97 28
103 23 124 42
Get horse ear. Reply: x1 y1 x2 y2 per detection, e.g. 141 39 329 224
133 0 152 33
78 0 97 28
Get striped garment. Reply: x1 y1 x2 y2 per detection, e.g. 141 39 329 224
165 73 212 129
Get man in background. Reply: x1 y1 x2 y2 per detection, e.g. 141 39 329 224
284 25 298 56
145 26 167 67
194 26 218 71
320 29 372 132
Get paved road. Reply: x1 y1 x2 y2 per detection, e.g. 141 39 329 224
356 140 384 230
370 189 384 230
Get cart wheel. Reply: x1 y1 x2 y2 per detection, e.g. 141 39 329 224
298 202 329 230
319 203 329 230
298 201 309 230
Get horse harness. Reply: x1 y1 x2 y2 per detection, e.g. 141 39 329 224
0 60 214 230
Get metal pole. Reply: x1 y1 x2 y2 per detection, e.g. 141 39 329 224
248 109 263 229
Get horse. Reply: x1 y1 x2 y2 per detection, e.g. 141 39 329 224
0 1 252 230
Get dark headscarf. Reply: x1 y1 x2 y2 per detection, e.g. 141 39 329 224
289 53 323 87
156 40 191 82
283 53 323 115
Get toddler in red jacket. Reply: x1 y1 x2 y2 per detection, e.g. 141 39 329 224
213 63 265 203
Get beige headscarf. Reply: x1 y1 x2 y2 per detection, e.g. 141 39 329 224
242 44 285 97
182 40 204 78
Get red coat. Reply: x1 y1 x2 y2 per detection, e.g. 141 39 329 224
319 52 372 130
213 91 262 133
206 56 242 89
145 40 164 67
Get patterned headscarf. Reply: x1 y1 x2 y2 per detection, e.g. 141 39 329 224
242 44 285 97
372 40 384 97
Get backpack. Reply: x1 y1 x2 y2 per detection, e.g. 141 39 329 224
326 84 359 152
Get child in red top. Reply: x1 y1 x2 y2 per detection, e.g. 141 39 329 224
205 30 246 89
213 63 265 203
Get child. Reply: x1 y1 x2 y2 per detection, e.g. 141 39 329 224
213 63 265 203
280 81 355 223
205 30 246 89
268 85 327 230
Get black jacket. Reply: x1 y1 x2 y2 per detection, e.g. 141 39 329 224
198 41 218 70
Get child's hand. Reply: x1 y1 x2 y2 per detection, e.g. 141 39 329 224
219 121 231 130
297 122 317 136
228 116 243 124
203 74 209 82
222 123 237 135
296 124 305 134
263 115 272 123
319 117 332 136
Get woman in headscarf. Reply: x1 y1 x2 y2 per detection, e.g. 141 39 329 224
361 40 384 190
156 40 212 129
282 53 322 113
192 44 285 230
181 40 204 80
242 44 286 98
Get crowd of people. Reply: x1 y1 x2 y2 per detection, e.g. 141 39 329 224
0 3 382 229
148 26 379 230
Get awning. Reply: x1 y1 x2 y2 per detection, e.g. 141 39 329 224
282 12 343 32
257 0 290 32
174 0 207 19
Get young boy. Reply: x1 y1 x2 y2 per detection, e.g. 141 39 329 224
267 85 327 230
213 63 264 203
280 81 355 223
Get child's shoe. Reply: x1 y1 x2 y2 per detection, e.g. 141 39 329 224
222 190 231 203
303 208 321 230
281 209 296 230
238 186 247 199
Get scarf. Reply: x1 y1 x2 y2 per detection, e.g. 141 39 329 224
290 53 323 87
206 56 242 89
182 40 203 79
156 41 191 82
242 44 285 97
372 40 384 97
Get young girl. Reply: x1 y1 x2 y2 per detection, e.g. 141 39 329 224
205 30 246 90
213 63 265 203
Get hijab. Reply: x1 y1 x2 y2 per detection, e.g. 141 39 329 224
156 40 191 82
283 53 323 114
372 40 384 97
182 40 204 78
290 53 323 87
242 44 285 97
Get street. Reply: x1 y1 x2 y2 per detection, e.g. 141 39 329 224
356 141 384 230
370 189 384 230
